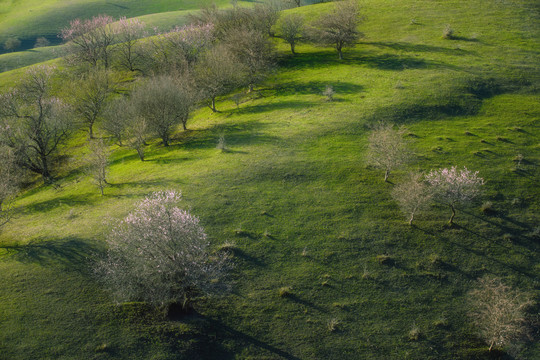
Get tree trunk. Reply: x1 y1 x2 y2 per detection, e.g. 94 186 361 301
448 204 456 225
210 97 217 113
384 169 389 182
408 212 414 226
88 124 94 139
337 45 343 60
290 43 296 55
40 154 52 183
488 341 494 352
136 148 145 161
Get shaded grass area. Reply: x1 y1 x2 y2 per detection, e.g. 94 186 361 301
0 0 539 359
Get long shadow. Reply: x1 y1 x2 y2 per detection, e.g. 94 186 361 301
364 41 476 56
180 120 280 152
22 194 92 214
231 248 266 267
270 80 364 97
236 100 318 114
287 294 326 312
204 317 302 360
280 50 450 72
1 237 101 273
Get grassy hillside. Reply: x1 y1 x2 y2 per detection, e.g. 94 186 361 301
0 0 539 359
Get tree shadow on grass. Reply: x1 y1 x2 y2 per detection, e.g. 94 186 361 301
203 317 302 360
1 237 101 274
235 100 318 114
280 50 452 71
269 80 364 97
21 194 92 214
364 41 477 56
179 121 280 152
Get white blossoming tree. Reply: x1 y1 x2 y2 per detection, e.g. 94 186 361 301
425 166 484 225
97 191 230 311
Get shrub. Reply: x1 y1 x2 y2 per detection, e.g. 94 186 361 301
442 25 454 39
278 286 292 297
327 318 341 332
322 84 335 101
480 201 494 214
96 190 230 310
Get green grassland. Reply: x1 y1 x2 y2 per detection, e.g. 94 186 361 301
1 0 539 359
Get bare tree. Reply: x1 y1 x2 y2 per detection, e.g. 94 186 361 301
70 69 113 139
96 190 230 311
85 139 110 196
127 116 148 161
309 0 363 59
469 277 533 352
102 96 129 146
0 66 71 183
391 172 432 225
277 13 305 55
253 2 280 37
103 97 147 160
60 15 117 68
425 166 484 225
4 37 21 52
224 27 276 92
131 76 194 146
114 17 146 72
194 45 244 112
366 124 411 182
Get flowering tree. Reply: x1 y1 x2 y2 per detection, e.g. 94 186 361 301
60 15 117 68
469 277 533 352
96 191 230 310
425 166 484 225
366 124 411 182
0 66 71 183
146 23 215 74
391 172 432 226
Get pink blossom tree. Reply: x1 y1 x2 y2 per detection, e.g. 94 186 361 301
60 15 117 68
425 166 484 225
96 191 230 311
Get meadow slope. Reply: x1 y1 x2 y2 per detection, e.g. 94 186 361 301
0 0 539 359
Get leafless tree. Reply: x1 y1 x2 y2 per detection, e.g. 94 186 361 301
114 17 146 72
96 190 230 311
131 76 194 146
309 0 363 59
469 277 533 352
224 27 276 92
0 66 71 183
391 172 432 225
85 139 110 196
366 124 411 182
60 15 117 68
127 116 148 161
102 96 129 146
194 45 245 112
277 13 305 54
70 69 114 139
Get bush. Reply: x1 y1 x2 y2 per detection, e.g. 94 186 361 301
442 25 454 39
96 190 230 310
